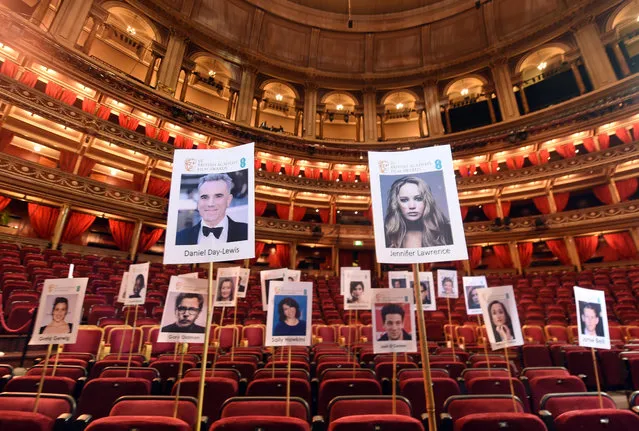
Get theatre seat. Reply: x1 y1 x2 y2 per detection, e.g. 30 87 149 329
554 409 639 430
0 411 54 431
454 412 546 431
85 416 191 431
209 416 311 431
327 414 424 431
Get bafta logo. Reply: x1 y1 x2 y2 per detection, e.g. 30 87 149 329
378 160 390 173
184 159 196 172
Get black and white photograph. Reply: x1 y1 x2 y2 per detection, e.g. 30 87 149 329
388 270 409 289
478 285 524 351
265 282 312 347
416 271 436 311
372 288 417 354
260 268 286 311
236 268 250 298
214 266 240 307
574 286 610 349
437 269 459 299
164 144 255 264
158 275 209 343
340 266 360 296
368 146 467 264
462 276 487 315
343 269 372 311
30 277 88 345
122 262 150 306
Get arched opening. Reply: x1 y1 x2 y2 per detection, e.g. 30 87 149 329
321 92 358 141
610 2 639 74
257 82 298 134
444 76 495 132
188 54 233 117
380 91 421 140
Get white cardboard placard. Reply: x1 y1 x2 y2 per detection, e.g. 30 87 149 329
574 286 610 350
437 269 459 299
478 285 524 351
372 288 417 354
462 276 488 315
158 276 209 343
265 282 312 347
344 270 372 311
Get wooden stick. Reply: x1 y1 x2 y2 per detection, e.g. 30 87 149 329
230 301 238 361
591 347 603 409
271 346 276 378
285 344 292 417
447 297 456 360
412 264 437 431
478 315 491 376
173 342 186 418
173 342 179 360
117 310 130 360
209 306 225 378
51 344 60 377
504 346 517 412
392 351 397 415
125 305 139 378
33 344 53 413
195 262 214 431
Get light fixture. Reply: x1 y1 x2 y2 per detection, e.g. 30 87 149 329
33 144 41 152
315 209 319 213
208 70 216 77
460 88 469 96
110 168 118 176
126 25 136 35
336 104 343 110
275 94 283 101
354 211 358 215
537 61 547 71
395 103 404 110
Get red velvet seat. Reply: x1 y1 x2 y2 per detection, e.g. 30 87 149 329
110 395 199 429
554 409 639 431
442 394 525 429
454 412 546 431
317 378 382 416
466 377 530 413
246 377 312 407
400 377 461 420
172 376 238 422
5 375 76 396
327 395 412 423
327 414 424 431
0 411 54 431
77 377 151 419
85 416 190 431
539 392 617 418
528 376 587 411
220 396 310 422
210 416 310 431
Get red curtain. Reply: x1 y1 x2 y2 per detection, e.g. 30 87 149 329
598 133 610 150
292 206 306 222
0 59 19 78
255 200 267 217
482 203 498 220
359 172 368 182
118 113 139 131
45 81 63 99
603 232 637 260
139 228 164 253
0 129 14 151
528 149 550 165
501 201 511 217
268 244 290 268
19 70 38 88
533 193 569 214
582 137 597 153
77 157 96 177
251 241 266 266
28 203 60 240
318 209 329 224
157 130 170 143
81 98 96 115
364 207 373 224
518 242 533 268
147 177 171 197
174 135 193 149
145 125 157 138
58 150 78 173
546 239 571 265
479 161 498 174
554 192 569 212
59 90 77 105
61 212 95 243
468 246 482 269
574 235 598 263
108 220 135 251
96 105 111 120
555 143 576 158
460 206 468 221
275 204 289 220
492 245 513 268
506 156 524 170
593 184 613 205
617 178 638 201
459 165 476 177
0 196 10 212
616 127 632 144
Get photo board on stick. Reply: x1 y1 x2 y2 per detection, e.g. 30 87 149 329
478 285 524 351
163 143 255 264
462 276 487 315
30 277 88 345
368 146 467 264
260 268 286 311
372 288 417 354
340 267 360 295
437 269 459 299
415 271 436 311
388 271 409 289
157 275 209 344
574 286 610 350
214 266 240 307
236 268 250 298
120 262 150 306
265 281 312 347
344 269 372 311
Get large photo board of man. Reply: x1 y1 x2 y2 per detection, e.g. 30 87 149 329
344 269 372 311
372 288 417 354
368 146 467 264
437 269 459 299
574 286 610 350
214 266 240 307
388 271 409 289
265 282 312 347
164 143 255 264
261 268 286 311
236 268 250 298
30 277 88 345
158 275 209 343
340 266 360 296
478 285 524 351
462 276 487 315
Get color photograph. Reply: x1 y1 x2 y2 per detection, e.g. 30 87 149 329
437 269 459 299
372 288 417 354
462 275 487 315
574 286 610 350
478 285 524 350
265 282 312 347
344 269 372 311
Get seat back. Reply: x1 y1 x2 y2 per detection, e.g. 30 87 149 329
444 395 525 420
539 392 617 417
171 377 238 421
26 365 86 380
110 395 198 428
0 392 75 420
220 396 310 422
209 416 311 431
399 377 461 420
0 411 54 431
328 414 424 431
454 412 546 431
100 367 160 383
521 367 570 380
246 378 311 406
554 409 639 431
77 378 151 419
529 376 587 410
84 416 191 431
461 368 509 384
327 395 412 422
5 375 76 396
317 378 382 416
466 377 530 412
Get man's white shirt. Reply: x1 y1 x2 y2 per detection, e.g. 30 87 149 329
197 216 229 245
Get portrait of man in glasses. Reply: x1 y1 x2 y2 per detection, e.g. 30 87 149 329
161 292 206 333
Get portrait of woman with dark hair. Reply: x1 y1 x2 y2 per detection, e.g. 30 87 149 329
39 297 73 335
466 286 481 309
347 281 365 304
384 176 453 248
488 300 515 342
273 296 306 336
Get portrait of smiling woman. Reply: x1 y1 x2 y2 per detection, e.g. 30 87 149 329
39 297 73 335
273 296 306 336
384 175 453 248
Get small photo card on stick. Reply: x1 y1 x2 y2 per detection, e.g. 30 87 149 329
462 276 487 315
340 266 360 295
122 262 150 306
344 269 372 311
261 268 286 311
574 286 610 350
372 288 417 354
214 266 240 307
478 285 524 351
236 268 250 298
30 277 88 345
388 271 409 289
158 275 209 344
265 281 312 347
437 269 459 299
415 271 436 311
368 146 467 264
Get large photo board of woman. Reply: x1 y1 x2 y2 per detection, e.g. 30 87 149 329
30 277 88 345
478 285 524 350
368 146 467 264
164 143 255 264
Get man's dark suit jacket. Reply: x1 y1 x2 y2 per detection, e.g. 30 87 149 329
176 216 248 245
161 322 205 333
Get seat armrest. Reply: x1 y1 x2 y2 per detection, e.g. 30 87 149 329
440 413 453 431
200 416 209 430
312 415 325 431
239 377 248 396
631 406 639 415
54 413 73 431
74 414 92 431
539 410 555 431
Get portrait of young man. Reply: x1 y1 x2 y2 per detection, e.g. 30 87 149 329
580 301 604 337
176 173 248 245
377 303 412 341
161 292 206 333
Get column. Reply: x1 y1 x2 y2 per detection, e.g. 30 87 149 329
443 106 452 134
568 62 586 95
564 236 582 272
235 67 257 125
362 88 377 142
253 98 263 127
611 43 631 77
355 114 362 142
144 53 159 85
293 109 302 136
30 0 51 26
82 15 104 55
417 110 425 137
51 204 71 250
226 89 238 119
422 82 445 136
573 22 617 89
179 69 192 102
318 112 325 139
303 83 318 138
491 59 520 121
518 85 530 114
508 242 522 275
379 115 386 141
546 190 558 214
608 178 621 204
49 0 92 47
156 30 188 95
485 90 497 123
290 241 297 269
329 200 336 224
129 221 143 261
462 260 471 276
288 201 295 220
